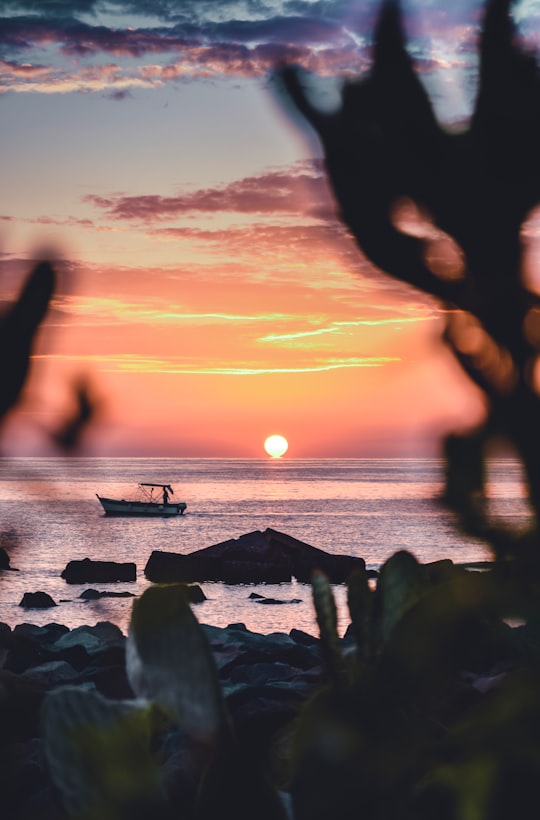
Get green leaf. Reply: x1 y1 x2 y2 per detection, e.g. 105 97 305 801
421 668 540 820
127 583 229 744
346 568 373 662
374 550 426 648
41 687 168 820
311 570 345 685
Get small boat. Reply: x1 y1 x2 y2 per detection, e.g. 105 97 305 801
96 483 187 517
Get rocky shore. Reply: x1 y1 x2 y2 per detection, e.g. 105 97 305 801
0 616 328 819
1 535 520 820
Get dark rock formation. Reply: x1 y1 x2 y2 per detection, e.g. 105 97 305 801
52 621 126 658
145 527 366 584
61 557 136 584
79 588 136 600
185 584 207 603
0 606 528 820
19 591 57 609
249 592 302 605
0 546 17 571
0 617 323 819
78 584 206 603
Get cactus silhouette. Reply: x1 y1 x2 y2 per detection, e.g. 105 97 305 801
282 0 540 558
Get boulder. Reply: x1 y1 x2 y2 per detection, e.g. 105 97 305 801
0 546 16 570
61 558 136 583
5 623 70 672
186 584 207 603
12 622 69 645
202 622 321 677
249 592 302 605
227 659 303 686
0 617 326 818
52 622 125 657
79 588 136 600
22 660 79 687
145 527 365 584
19 592 57 609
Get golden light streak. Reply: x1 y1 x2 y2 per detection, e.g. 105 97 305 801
55 297 292 326
33 354 400 374
260 327 339 342
102 357 400 375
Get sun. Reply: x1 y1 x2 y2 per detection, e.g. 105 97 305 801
264 434 289 458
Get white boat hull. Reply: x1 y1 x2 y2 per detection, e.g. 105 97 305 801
97 496 186 517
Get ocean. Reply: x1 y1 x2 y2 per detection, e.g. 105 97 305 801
0 457 532 637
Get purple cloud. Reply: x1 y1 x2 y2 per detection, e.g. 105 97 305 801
84 163 338 222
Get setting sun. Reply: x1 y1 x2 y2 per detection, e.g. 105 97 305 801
264 434 289 458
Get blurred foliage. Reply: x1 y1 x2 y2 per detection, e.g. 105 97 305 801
42 687 169 820
280 4 540 814
0 259 99 454
43 584 289 820
0 259 99 581
289 555 540 820
0 260 54 423
51 376 99 453
282 0 540 563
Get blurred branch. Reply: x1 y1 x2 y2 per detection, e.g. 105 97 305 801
51 377 100 453
0 260 54 421
281 0 540 560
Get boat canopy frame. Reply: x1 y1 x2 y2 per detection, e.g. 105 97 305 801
138 483 174 501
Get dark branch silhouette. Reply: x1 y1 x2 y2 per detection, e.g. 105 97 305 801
0 260 54 421
0 259 100 453
281 0 540 560
51 377 99 452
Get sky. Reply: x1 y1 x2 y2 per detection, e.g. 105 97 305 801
1 0 540 458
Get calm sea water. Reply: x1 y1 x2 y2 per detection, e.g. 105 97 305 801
0 458 532 637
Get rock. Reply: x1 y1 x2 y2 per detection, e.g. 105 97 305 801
36 623 128 680
72 662 134 699
0 668 50 742
22 660 80 686
1 736 62 820
423 558 463 584
145 527 365 584
52 622 125 657
202 622 321 678
248 592 302 605
5 623 70 672
0 546 17 570
0 621 12 646
227 660 303 686
79 588 136 600
19 592 57 609
61 557 136 584
5 623 83 673
289 628 319 647
12 622 69 645
186 584 207 603
0 618 326 819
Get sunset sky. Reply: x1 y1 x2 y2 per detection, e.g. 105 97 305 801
2 0 539 457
